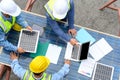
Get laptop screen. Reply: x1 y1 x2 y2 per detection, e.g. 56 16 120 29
79 41 90 60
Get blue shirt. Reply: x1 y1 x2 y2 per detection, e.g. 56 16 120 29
0 12 29 52
46 0 74 42
11 59 70 80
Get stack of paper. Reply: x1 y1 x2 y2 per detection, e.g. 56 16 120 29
78 57 96 77
45 44 62 64
89 38 113 61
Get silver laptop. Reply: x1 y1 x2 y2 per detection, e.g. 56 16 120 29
64 41 90 61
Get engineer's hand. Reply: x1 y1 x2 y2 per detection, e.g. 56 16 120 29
65 59 71 65
10 52 18 60
17 47 25 53
70 38 78 45
68 29 76 36
26 26 32 32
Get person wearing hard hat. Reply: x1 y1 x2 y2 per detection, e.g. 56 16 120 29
10 52 70 80
0 0 32 80
44 0 78 45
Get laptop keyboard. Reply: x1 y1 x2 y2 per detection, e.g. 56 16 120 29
71 45 80 59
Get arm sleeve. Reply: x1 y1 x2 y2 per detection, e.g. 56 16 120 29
67 0 74 29
46 13 71 41
11 59 26 80
51 64 70 80
15 14 29 28
0 29 17 51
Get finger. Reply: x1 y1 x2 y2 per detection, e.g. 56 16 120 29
68 30 71 34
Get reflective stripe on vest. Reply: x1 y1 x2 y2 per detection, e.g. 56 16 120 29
23 70 51 80
42 73 51 80
0 16 16 33
44 0 70 21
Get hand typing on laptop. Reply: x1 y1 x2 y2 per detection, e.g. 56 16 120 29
70 38 78 45
69 32 78 45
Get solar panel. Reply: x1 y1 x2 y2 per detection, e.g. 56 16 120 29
92 62 114 80
18 29 40 53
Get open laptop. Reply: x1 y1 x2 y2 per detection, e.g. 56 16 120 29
64 41 90 61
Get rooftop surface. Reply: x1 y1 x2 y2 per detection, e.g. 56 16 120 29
1 0 120 80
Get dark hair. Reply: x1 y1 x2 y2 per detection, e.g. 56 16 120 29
33 72 43 76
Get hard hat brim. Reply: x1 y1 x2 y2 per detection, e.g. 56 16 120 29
0 5 21 17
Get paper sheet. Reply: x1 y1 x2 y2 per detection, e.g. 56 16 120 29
76 28 96 45
89 38 113 61
78 57 96 77
45 44 62 64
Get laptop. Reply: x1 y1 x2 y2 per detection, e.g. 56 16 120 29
92 62 114 80
64 41 90 61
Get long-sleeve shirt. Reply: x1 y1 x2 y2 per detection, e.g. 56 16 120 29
11 59 70 80
46 0 74 42
0 12 29 52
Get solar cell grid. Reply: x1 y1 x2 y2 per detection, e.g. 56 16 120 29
92 63 114 80
18 29 40 53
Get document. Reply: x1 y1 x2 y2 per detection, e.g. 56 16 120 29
89 38 113 61
45 44 62 64
76 28 96 45
78 57 96 77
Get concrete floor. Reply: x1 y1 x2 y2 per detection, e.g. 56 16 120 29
1 0 120 80
14 0 120 36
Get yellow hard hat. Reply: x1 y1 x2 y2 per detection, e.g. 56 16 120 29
29 56 50 73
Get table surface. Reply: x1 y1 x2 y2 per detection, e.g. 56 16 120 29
0 11 120 80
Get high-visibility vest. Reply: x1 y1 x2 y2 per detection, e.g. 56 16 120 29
23 70 51 80
44 0 70 21
0 15 16 33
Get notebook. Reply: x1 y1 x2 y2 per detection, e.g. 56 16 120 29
18 29 40 53
92 62 114 80
64 41 90 61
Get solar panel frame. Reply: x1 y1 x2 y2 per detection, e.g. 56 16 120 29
92 62 114 80
17 29 40 53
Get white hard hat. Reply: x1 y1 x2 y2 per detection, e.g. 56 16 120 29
0 0 21 17
53 0 69 19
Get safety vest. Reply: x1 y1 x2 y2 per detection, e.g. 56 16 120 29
44 0 70 21
23 70 51 80
0 14 16 33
